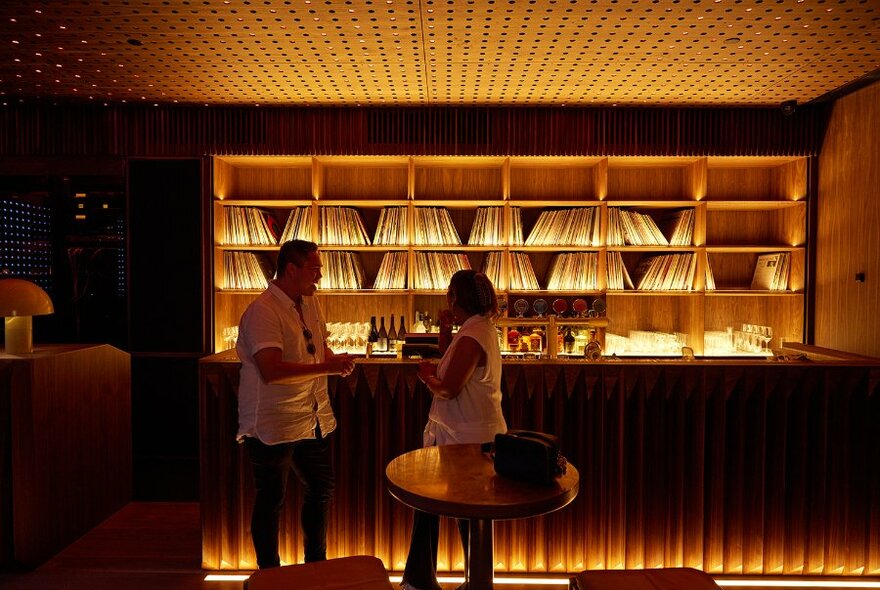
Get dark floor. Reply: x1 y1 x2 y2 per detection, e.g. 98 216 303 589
0 503 473 590
1 503 876 590
0 502 235 590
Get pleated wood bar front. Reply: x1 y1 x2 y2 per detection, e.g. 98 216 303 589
199 354 880 576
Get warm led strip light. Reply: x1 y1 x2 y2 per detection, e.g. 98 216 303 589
715 581 880 588
391 576 567 585
205 573 880 588
204 574 251 581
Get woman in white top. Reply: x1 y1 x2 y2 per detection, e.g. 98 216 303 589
401 269 507 590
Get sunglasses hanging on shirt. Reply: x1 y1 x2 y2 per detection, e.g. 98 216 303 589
303 328 317 356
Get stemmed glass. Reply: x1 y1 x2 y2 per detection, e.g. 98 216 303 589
760 326 774 353
343 322 357 353
355 322 369 353
222 326 238 350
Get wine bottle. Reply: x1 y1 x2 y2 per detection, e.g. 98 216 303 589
367 316 379 357
563 327 575 354
388 314 398 352
399 315 406 341
378 316 388 352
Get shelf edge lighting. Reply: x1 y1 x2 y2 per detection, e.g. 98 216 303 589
204 574 880 588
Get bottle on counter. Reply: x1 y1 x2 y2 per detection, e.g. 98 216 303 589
412 311 425 333
584 328 602 361
397 314 406 358
563 326 576 354
506 326 520 351
574 330 588 355
388 314 398 352
420 310 434 333
367 316 379 356
378 316 388 352
519 329 532 353
530 325 544 352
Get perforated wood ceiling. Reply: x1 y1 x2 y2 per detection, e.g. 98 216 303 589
0 0 878 107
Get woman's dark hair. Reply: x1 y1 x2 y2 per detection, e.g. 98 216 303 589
276 239 318 277
449 269 498 318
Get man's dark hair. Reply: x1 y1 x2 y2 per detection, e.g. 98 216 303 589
276 239 318 277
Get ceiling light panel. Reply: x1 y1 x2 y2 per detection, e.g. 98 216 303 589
0 0 877 106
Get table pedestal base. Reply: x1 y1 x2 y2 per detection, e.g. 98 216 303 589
467 518 494 590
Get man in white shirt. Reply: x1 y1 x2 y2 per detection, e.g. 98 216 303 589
236 239 355 569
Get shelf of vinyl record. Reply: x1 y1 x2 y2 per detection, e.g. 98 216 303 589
217 201 802 296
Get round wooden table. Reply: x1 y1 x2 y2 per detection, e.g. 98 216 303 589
385 444 579 590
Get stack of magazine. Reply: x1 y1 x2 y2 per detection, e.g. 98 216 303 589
469 207 505 246
508 252 540 290
510 207 524 246
631 253 696 290
705 257 716 290
279 207 312 243
606 251 634 290
412 252 470 289
373 206 408 246
414 207 461 245
373 251 407 289
751 252 791 290
223 206 279 245
546 252 598 290
607 207 694 246
320 251 365 289
664 209 695 246
481 251 505 289
223 251 271 290
320 207 370 246
525 207 600 246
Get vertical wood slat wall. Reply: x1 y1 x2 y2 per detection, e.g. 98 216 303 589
200 359 880 575
0 105 826 158
816 81 880 358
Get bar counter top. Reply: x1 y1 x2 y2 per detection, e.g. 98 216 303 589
201 343 879 366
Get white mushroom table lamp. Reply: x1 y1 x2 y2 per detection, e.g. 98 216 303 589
0 278 54 354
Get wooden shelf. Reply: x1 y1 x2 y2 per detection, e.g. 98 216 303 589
211 155 809 354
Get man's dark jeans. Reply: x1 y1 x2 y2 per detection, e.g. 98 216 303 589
245 431 335 568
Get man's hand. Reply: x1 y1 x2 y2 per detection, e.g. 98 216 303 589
328 352 355 377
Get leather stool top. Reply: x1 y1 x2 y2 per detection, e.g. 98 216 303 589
246 555 393 590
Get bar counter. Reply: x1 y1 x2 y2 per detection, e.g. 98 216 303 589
200 352 880 576
1 344 131 567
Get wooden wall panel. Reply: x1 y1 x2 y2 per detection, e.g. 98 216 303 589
0 105 827 159
200 358 880 576
0 345 131 567
816 80 880 357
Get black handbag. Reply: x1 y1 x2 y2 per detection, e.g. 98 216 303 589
492 430 568 485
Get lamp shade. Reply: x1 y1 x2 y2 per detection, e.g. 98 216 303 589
0 278 54 317
1 279 54 354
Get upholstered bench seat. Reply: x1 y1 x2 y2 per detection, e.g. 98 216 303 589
570 567 720 590
245 555 393 590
